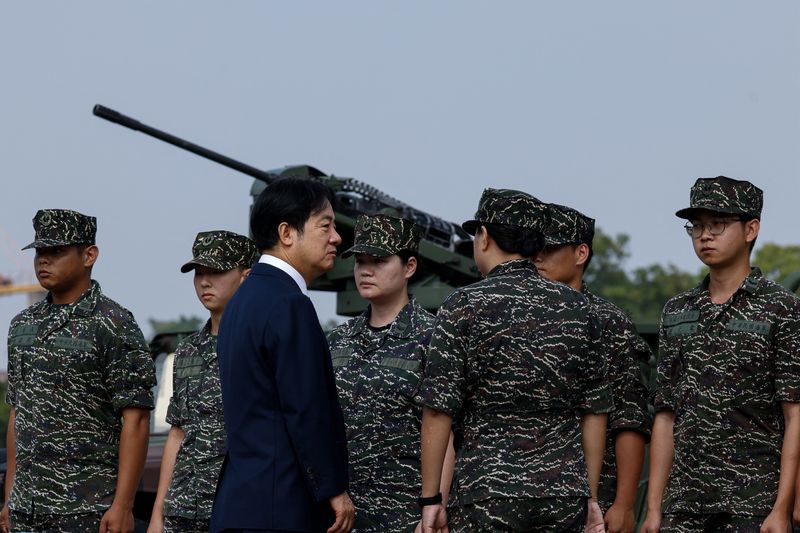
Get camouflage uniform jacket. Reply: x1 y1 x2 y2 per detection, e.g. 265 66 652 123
327 298 435 532
583 286 652 510
653 268 800 515
164 321 226 520
5 281 155 515
416 259 612 505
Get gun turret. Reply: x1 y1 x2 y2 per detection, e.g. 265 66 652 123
94 104 480 315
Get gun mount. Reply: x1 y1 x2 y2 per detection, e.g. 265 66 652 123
93 105 481 315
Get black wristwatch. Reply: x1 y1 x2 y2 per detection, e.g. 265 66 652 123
417 492 443 508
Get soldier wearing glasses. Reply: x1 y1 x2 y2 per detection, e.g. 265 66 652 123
642 176 800 533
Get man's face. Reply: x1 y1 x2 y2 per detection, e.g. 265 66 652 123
533 244 583 286
294 201 342 282
34 245 91 293
193 265 247 314
688 210 756 268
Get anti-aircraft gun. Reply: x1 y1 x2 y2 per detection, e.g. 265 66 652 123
93 105 480 316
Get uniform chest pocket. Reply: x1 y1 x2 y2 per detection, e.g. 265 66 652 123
377 357 422 398
724 320 773 372
50 336 100 372
179 360 222 418
8 325 38 381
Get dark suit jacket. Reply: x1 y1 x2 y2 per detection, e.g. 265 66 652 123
210 263 349 532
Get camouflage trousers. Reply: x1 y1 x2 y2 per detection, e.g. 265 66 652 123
164 514 211 533
449 497 587 532
661 512 767 532
9 510 103 533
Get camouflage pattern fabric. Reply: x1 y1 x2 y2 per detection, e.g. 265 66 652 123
661 512 765 532
449 496 587 532
461 188 550 235
653 268 800 515
583 286 652 511
21 208 97 250
675 175 763 220
415 259 612 506
544 203 595 247
5 281 156 516
163 515 211 533
180 230 259 273
164 321 226 520
327 298 435 533
8 510 104 533
341 214 422 258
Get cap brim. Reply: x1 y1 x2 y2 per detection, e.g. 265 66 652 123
674 206 747 220
21 238 86 251
340 244 396 259
180 256 242 273
461 220 480 235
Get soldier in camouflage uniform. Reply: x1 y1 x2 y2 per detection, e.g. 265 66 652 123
1 209 156 533
416 189 612 533
327 214 448 532
534 203 651 533
642 176 800 533
147 231 258 533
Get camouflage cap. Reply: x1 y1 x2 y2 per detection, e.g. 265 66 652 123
544 203 596 247
22 209 97 250
461 188 549 235
341 214 422 258
675 176 763 220
180 230 259 273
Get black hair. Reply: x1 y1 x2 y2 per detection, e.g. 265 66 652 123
397 250 419 263
481 223 545 258
739 215 758 253
583 246 594 272
250 178 335 251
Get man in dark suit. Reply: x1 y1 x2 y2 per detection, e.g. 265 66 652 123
210 178 354 533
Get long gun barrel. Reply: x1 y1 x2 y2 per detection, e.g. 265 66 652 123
93 105 277 183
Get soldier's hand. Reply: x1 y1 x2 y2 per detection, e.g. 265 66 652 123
0 504 10 533
327 491 355 533
640 509 661 533
604 501 635 533
759 508 790 533
99 503 135 533
421 503 448 533
584 498 605 533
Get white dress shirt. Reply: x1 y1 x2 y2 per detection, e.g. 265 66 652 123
258 254 308 295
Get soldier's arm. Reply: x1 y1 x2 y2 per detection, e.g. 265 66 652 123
641 411 674 533
763 402 800 531
0 409 15 533
438 432 456 506
420 407 451 533
580 412 608 499
147 425 184 533
100 407 150 533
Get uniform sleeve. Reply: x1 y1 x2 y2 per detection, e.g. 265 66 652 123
165 348 189 427
574 313 613 415
774 298 800 403
652 313 678 413
103 314 157 413
414 291 473 417
6 325 17 407
606 319 652 437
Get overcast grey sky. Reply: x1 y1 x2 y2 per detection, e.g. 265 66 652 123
1 2 798 368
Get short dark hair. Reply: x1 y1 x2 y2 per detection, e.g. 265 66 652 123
739 215 758 253
250 178 335 251
481 223 545 258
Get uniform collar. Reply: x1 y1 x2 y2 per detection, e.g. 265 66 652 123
692 267 763 299
485 258 537 279
34 280 101 317
258 254 308 295
346 296 420 340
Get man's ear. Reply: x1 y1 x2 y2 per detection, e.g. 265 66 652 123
241 267 252 282
745 218 760 244
575 243 590 268
477 226 491 252
404 256 417 280
277 222 295 247
83 245 99 268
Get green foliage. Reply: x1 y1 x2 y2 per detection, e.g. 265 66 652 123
149 315 204 335
587 228 702 322
752 243 800 284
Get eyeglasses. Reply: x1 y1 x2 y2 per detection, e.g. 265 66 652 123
683 218 742 238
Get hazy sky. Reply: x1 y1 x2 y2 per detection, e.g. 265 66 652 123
1 2 798 368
